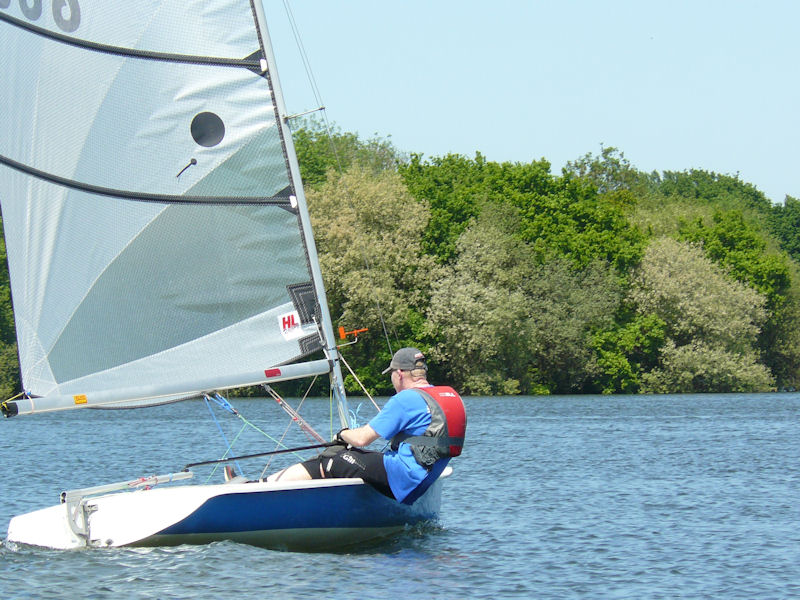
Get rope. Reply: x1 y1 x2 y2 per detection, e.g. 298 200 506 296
338 351 381 412
184 442 336 470
203 395 246 481
1 391 26 415
202 391 322 483
264 385 325 443
208 392 238 415
257 382 328 480
237 413 312 460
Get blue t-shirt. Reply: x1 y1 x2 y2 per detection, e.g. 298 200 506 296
368 388 434 502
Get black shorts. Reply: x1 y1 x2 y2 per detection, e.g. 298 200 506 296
302 447 394 499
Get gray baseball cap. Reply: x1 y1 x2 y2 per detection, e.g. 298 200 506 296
381 347 427 374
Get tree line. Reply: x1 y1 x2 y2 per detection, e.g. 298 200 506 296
297 125 800 396
2 125 800 398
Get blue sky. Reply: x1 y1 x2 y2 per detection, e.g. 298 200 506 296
264 1 799 203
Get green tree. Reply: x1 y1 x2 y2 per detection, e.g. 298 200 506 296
630 237 774 392
640 340 776 393
307 166 441 394
763 290 800 389
679 210 790 310
526 258 623 393
655 170 772 214
0 341 20 399
400 152 645 274
591 313 666 394
292 120 403 189
426 203 622 395
517 176 645 273
677 209 799 386
399 152 550 262
424 203 539 394
563 146 648 194
0 218 19 398
768 195 800 262
632 168 774 241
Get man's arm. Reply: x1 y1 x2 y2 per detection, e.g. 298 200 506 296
338 424 380 447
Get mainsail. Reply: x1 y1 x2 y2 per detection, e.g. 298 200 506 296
0 2 345 417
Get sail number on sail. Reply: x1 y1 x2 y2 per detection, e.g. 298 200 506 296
0 0 81 33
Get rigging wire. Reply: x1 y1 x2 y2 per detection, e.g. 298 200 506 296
203 394 245 480
279 0 397 357
338 351 381 412
270 375 317 450
282 0 325 115
203 393 320 483
258 378 323 479
264 385 325 443
235 412 312 461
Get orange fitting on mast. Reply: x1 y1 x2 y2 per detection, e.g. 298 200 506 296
338 326 369 340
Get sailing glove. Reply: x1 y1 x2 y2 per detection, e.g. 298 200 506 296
334 428 350 445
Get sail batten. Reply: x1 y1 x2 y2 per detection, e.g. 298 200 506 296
0 154 294 205
0 11 263 68
0 2 265 59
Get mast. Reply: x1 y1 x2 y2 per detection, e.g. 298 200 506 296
251 1 350 429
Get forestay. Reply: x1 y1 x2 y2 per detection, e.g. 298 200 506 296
0 1 344 416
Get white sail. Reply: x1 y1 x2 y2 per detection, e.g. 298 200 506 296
0 2 342 413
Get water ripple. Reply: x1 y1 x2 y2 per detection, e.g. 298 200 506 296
3 394 800 598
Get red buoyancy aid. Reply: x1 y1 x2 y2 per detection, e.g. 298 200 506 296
390 386 467 469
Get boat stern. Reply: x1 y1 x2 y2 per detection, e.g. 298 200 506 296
7 503 86 550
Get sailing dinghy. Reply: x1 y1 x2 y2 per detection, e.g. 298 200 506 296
0 1 450 550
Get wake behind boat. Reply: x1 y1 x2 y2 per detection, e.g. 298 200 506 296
0 1 454 550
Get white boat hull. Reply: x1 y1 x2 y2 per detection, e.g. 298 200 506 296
7 470 449 551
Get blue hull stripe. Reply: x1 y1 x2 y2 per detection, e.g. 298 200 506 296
158 483 439 536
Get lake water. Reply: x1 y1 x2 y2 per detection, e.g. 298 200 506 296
2 393 800 599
